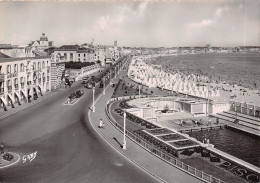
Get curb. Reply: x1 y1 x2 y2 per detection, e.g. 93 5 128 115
88 105 167 183
88 62 167 183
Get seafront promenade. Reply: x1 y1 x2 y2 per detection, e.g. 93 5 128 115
89 65 204 183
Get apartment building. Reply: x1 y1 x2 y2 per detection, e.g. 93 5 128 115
54 45 96 63
0 56 51 111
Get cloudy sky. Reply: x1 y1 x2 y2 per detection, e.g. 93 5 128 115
0 0 259 47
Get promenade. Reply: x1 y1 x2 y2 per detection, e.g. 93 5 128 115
89 66 204 183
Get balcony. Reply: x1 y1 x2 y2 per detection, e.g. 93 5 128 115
6 72 18 79
0 74 4 82
15 84 19 90
7 86 12 92
21 83 25 88
0 88 4 95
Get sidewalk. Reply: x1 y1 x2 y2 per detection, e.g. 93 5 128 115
89 67 203 183
0 91 58 121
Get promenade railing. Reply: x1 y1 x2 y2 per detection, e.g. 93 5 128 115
105 96 226 183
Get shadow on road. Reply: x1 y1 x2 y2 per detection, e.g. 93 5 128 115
113 137 123 148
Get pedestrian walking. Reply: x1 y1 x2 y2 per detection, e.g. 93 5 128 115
99 119 103 128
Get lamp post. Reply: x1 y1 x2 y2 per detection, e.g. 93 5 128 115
206 81 210 116
115 65 117 76
92 86 95 112
103 77 105 95
123 112 126 150
139 85 141 108
110 70 112 84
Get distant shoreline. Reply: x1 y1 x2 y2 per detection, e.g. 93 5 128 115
149 52 260 90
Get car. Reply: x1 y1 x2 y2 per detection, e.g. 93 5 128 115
85 82 95 89
81 80 88 84
75 90 84 98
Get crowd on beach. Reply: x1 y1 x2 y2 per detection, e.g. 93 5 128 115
128 55 260 106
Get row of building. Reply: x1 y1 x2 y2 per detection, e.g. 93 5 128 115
0 33 123 66
125 45 260 56
0 54 101 111
0 33 130 111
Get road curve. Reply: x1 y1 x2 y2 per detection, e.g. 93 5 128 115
0 81 159 183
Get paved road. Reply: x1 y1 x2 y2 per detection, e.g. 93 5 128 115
0 73 159 182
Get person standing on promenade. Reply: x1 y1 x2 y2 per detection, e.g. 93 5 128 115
99 119 103 128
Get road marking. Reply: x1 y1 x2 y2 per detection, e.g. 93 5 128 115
0 152 20 169
63 98 79 105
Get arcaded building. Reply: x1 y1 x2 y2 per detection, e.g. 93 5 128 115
0 56 51 111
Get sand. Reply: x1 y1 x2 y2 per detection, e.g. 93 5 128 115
147 53 260 106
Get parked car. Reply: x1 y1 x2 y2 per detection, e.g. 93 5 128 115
75 90 84 98
99 80 104 88
81 80 88 84
85 81 95 89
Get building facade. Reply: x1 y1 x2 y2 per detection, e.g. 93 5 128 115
54 45 96 63
0 56 51 111
50 54 66 91
28 33 54 52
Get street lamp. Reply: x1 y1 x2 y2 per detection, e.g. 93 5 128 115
123 112 126 150
139 84 141 108
103 77 105 95
92 86 95 112
114 65 117 79
110 70 112 84
206 81 210 116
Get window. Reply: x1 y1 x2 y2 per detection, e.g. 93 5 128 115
47 61 49 66
20 63 24 72
70 53 73 60
14 78 18 87
42 61 45 68
33 62 36 70
78 54 80 57
7 65 11 73
14 64 18 73
64 53 67 59
84 54 86 57
38 62 41 69
7 80 12 87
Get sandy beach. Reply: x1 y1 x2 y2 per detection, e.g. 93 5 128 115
147 53 260 106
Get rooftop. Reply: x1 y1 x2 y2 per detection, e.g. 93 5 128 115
0 52 12 58
55 45 80 51
0 56 51 63
55 45 95 53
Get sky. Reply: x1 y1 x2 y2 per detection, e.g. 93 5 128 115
0 0 259 47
